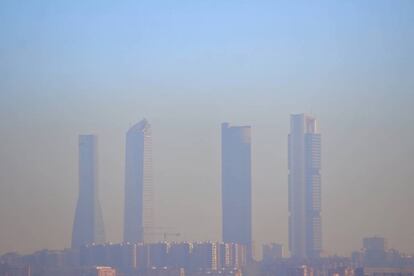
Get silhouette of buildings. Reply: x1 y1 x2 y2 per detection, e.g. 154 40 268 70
263 243 284 263
288 114 322 259
71 135 105 249
124 119 154 243
363 237 387 267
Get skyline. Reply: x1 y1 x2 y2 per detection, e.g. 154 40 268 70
1 0 414 258
0 111 412 256
2 114 412 258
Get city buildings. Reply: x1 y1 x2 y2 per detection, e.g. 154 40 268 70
6 115 414 276
363 237 387 267
221 123 252 260
169 243 193 269
2 242 245 276
124 119 154 243
363 237 387 253
288 114 322 259
88 266 117 276
219 243 247 269
363 267 414 276
71 135 106 249
262 244 284 263
0 263 30 276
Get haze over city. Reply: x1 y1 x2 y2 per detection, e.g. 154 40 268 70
1 0 414 261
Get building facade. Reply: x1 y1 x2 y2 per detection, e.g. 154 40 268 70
72 135 105 248
263 243 284 263
221 123 252 260
288 114 322 259
124 119 154 243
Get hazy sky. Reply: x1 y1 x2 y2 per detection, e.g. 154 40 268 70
1 1 413 257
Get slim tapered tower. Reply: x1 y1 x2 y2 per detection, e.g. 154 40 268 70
71 135 105 248
124 119 154 243
288 114 322 259
221 123 252 260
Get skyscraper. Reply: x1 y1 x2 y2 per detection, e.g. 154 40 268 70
71 135 105 248
124 119 154 243
288 114 322 259
221 123 252 260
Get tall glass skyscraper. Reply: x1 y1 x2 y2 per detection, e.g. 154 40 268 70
288 114 322 259
124 119 154 243
221 123 252 259
71 135 105 248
